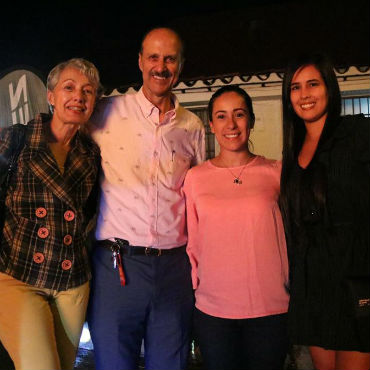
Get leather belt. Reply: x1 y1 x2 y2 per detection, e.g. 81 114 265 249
96 239 186 257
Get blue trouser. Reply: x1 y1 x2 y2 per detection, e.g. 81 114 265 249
87 244 194 370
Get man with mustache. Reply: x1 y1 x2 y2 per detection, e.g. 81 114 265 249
87 28 205 370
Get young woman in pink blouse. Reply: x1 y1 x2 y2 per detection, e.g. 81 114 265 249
183 85 289 370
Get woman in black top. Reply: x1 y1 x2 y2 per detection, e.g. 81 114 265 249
280 54 369 369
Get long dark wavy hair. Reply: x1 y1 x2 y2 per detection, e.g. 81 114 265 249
280 53 341 237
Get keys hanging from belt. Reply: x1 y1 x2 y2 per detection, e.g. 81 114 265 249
111 244 126 286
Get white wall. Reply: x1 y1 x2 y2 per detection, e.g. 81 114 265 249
250 97 282 159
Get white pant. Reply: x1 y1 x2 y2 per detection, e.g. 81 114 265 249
0 272 89 370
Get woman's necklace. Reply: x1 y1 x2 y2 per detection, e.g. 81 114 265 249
226 165 246 185
219 155 254 185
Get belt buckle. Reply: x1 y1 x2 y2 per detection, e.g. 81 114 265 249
145 247 161 256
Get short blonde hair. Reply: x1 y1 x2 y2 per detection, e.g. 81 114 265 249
47 58 103 99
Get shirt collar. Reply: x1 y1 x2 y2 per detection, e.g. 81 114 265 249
27 113 49 150
137 87 178 122
27 113 88 154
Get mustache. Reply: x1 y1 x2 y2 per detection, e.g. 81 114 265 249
151 70 172 78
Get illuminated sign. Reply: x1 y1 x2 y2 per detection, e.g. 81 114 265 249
0 69 49 128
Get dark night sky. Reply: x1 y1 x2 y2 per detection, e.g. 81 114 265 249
1 0 369 92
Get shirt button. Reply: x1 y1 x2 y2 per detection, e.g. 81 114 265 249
35 207 47 218
64 210 75 222
63 235 73 246
61 260 72 270
33 252 45 264
37 227 49 239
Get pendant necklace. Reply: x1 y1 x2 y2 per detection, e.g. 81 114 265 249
220 156 254 185
227 166 246 185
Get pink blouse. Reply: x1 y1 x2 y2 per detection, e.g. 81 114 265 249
183 156 289 319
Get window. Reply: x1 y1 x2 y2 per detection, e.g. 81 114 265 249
189 107 215 159
341 96 370 117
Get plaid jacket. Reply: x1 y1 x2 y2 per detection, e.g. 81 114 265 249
0 114 100 291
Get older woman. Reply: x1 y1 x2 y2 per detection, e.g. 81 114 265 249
0 58 101 370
